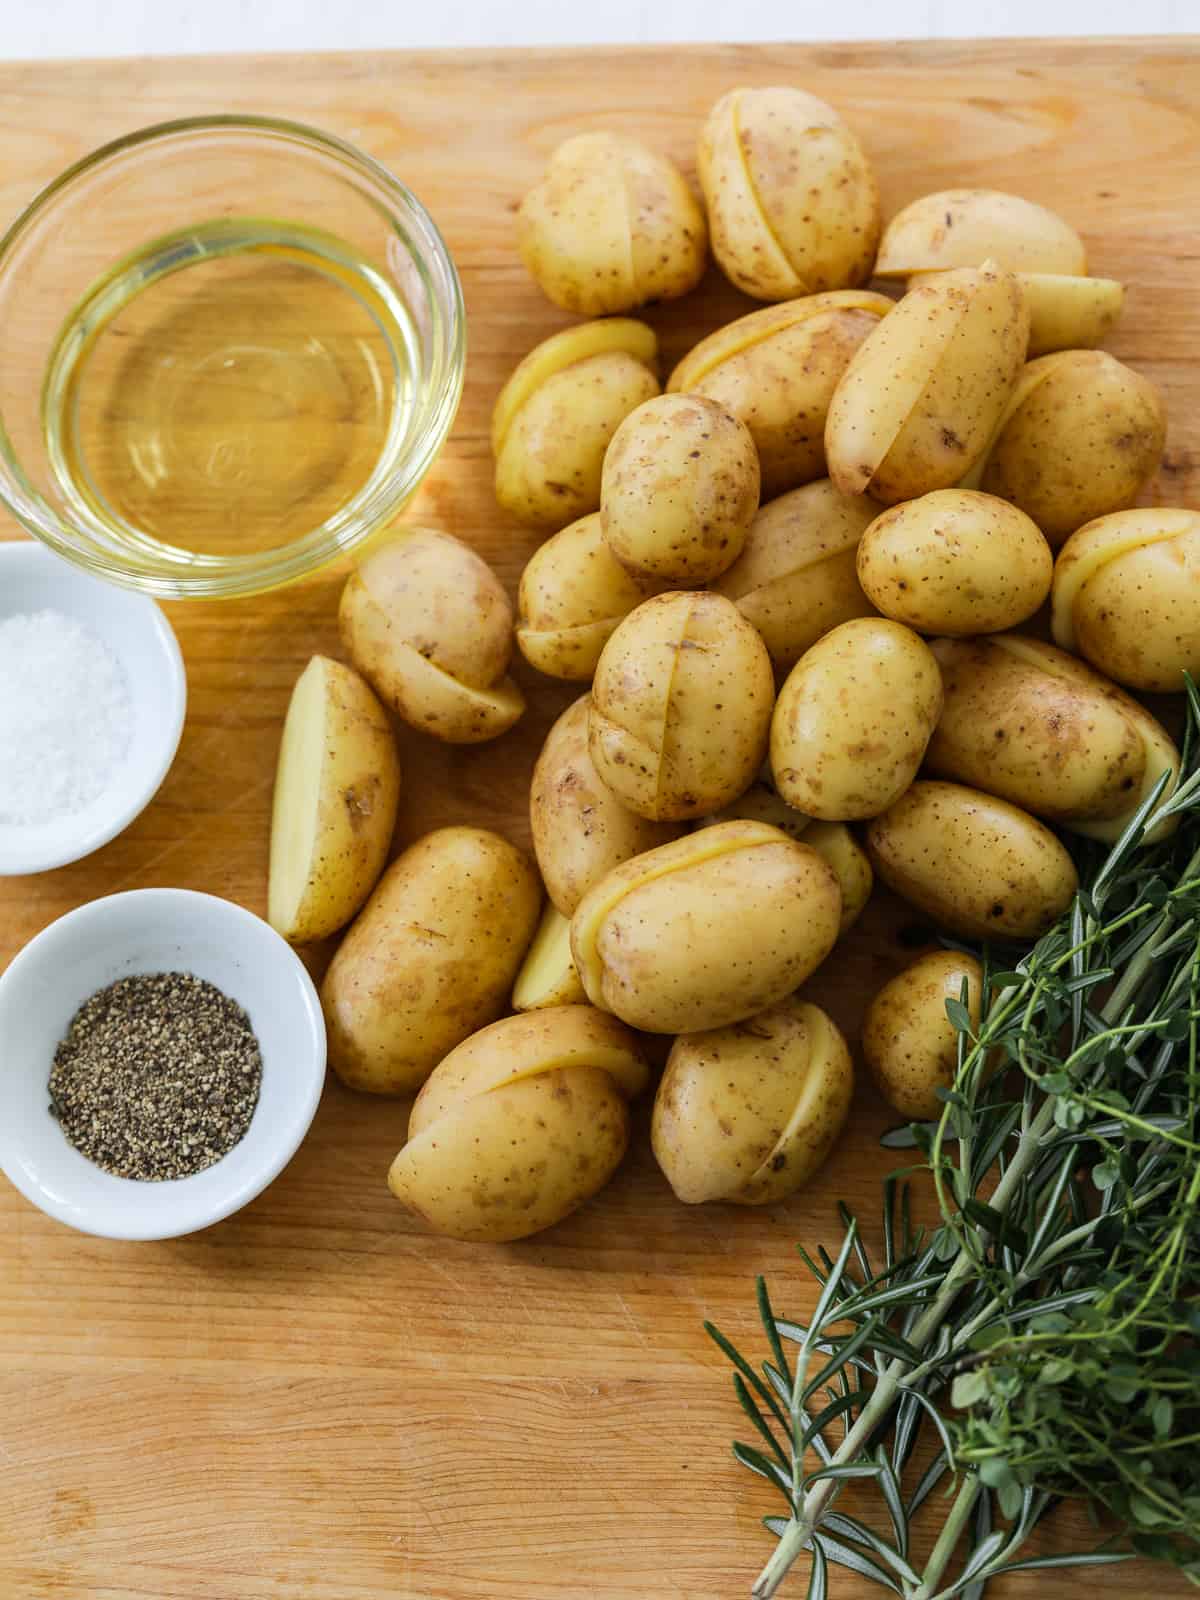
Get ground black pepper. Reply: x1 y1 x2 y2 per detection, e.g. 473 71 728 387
49 971 263 1181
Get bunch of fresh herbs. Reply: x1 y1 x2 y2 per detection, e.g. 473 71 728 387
708 682 1200 1598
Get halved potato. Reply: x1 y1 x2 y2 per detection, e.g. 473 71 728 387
268 656 401 943
513 904 588 1011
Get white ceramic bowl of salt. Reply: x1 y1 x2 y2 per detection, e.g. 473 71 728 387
0 887 326 1239
0 540 186 875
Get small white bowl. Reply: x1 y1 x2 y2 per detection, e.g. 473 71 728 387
0 540 186 875
0 888 326 1239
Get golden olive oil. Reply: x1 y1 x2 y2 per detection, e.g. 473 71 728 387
42 219 417 559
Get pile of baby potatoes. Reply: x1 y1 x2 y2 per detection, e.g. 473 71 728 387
267 85 1200 1242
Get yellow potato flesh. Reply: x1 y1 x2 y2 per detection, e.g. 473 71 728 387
491 318 658 458
268 656 401 944
652 998 853 1205
512 905 588 1012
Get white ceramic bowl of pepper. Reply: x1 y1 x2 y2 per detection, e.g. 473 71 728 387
0 888 326 1239
0 540 186 876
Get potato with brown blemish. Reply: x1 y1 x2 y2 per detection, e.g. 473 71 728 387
388 1006 650 1242
855 489 1052 636
866 781 1078 941
863 952 984 1122
824 263 1029 505
492 319 661 529
530 694 681 916
268 656 401 943
589 591 775 821
927 635 1180 843
516 513 662 681
571 821 842 1033
1052 508 1200 693
339 527 524 744
698 86 880 302
667 293 894 496
517 132 707 316
321 826 542 1094
713 479 877 676
652 998 853 1204
966 350 1166 547
770 618 943 821
600 394 760 584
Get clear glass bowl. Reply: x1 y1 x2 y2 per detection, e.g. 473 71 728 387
0 116 465 599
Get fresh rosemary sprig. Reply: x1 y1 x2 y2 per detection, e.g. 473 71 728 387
708 681 1200 1599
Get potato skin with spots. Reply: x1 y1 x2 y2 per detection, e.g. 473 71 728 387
267 656 401 944
600 394 760 584
1051 508 1200 693
667 293 894 496
492 319 661 529
925 635 1182 841
856 490 1051 636
320 826 542 1094
698 86 881 303
974 351 1166 547
770 618 943 821
517 132 707 316
652 998 854 1205
571 821 842 1033
517 513 661 681
713 479 877 675
388 1006 650 1242
530 694 681 916
866 781 1078 941
863 952 984 1121
589 591 775 821
339 527 524 744
875 189 1087 278
825 263 1029 505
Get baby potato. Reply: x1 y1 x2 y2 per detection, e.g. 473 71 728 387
530 694 681 915
825 263 1029 505
339 527 524 744
268 656 401 944
862 952 984 1122
321 826 542 1095
866 781 1078 941
804 821 873 932
667 292 894 496
493 319 660 529
516 513 661 681
856 489 1052 636
701 777 812 841
713 479 877 674
698 86 880 302
389 1006 650 1242
652 998 853 1205
517 132 707 315
589 591 775 821
1052 508 1200 693
600 394 760 583
971 351 1166 546
927 635 1180 842
571 821 842 1033
875 189 1087 278
770 618 943 821
512 904 588 1012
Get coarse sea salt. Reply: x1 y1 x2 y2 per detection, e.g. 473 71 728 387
0 609 132 824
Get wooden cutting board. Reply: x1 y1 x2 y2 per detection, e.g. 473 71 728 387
1 38 1197 1600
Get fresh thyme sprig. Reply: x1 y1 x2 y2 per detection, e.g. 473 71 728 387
708 681 1200 1599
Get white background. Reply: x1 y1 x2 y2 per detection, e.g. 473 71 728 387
5 0 1193 60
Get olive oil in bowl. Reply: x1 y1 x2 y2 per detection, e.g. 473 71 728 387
42 218 419 562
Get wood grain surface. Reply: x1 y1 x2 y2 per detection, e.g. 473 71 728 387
1 38 1198 1600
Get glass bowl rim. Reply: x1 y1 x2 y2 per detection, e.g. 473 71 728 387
0 112 467 600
